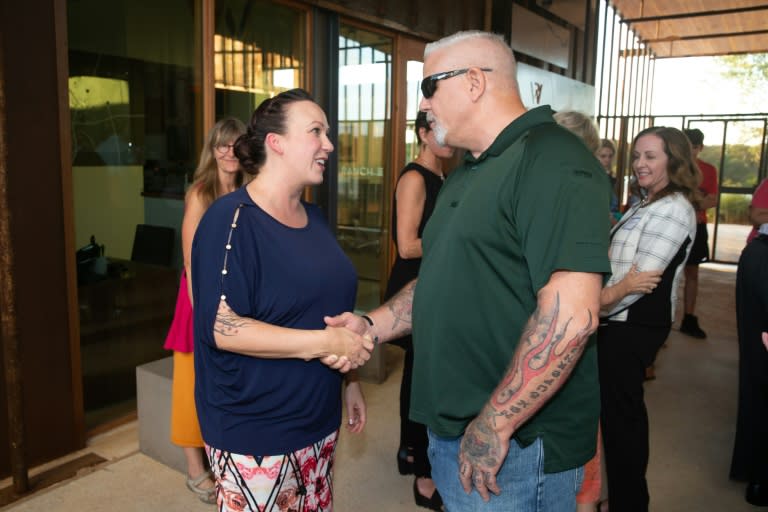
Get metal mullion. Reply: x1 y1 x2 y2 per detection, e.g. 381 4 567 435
203 0 215 133
619 22 630 126
597 0 611 135
639 46 650 122
626 33 639 146
610 9 622 144
645 55 655 126
634 41 647 129
711 119 732 260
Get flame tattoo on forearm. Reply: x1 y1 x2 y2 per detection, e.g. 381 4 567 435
491 293 593 428
459 293 595 481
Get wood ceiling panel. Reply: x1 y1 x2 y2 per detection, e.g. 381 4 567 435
610 0 768 57
613 0 767 19
653 33 768 58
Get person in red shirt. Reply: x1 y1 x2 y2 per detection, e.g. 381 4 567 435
681 129 718 338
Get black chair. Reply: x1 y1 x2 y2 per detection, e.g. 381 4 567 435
130 224 175 266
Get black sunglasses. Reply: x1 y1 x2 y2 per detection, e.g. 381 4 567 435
420 67 493 99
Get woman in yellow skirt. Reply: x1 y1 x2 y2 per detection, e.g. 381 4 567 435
164 117 247 504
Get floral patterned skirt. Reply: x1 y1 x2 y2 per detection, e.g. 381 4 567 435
206 430 338 512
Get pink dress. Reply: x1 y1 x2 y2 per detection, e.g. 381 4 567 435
164 271 194 353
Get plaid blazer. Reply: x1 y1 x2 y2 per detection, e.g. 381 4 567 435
602 192 696 322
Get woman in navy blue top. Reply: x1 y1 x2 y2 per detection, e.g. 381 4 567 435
191 89 374 512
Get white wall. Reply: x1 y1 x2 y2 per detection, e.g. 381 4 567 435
73 165 144 259
517 62 596 115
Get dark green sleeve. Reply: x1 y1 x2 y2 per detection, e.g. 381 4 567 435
511 136 612 292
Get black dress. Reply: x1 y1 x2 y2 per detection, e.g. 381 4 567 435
384 162 443 478
384 163 443 309
730 234 768 483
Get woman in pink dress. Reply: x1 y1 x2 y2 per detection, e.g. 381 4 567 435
164 117 247 504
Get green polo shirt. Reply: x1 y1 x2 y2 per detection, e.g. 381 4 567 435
410 105 611 473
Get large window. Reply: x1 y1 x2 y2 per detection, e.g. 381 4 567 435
336 25 393 311
214 0 306 120
68 0 201 428
67 0 309 429
687 119 767 262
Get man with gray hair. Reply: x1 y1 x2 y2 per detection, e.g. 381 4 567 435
327 30 610 511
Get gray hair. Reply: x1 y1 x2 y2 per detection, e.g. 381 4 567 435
425 31 507 57
424 31 518 89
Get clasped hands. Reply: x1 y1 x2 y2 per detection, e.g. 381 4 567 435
320 312 375 373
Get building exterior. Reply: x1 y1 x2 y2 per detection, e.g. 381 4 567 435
0 0 599 475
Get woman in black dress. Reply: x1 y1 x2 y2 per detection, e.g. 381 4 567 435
385 111 454 510
730 180 768 506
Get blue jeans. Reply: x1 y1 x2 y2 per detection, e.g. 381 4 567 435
427 430 583 512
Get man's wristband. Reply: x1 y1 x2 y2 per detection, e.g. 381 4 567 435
361 315 379 345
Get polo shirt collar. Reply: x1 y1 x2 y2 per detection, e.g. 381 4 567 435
463 105 556 164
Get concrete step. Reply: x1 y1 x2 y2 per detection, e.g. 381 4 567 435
135 357 186 474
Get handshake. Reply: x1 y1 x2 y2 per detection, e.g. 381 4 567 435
321 312 377 373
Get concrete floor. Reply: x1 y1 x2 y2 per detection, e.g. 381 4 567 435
0 263 759 511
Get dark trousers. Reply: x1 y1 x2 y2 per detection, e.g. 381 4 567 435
730 235 768 482
598 322 669 512
399 337 431 478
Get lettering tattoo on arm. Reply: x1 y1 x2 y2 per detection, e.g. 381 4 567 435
214 300 252 336
386 280 416 333
491 293 594 430
459 290 597 491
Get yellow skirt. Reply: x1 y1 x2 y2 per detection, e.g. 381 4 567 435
170 351 204 447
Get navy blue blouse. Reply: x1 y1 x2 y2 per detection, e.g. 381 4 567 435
192 187 357 455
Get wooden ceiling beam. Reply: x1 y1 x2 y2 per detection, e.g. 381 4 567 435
622 4 768 23
643 29 768 42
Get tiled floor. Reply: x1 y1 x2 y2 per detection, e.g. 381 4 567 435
0 263 759 511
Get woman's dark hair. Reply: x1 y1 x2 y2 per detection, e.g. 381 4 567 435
234 88 315 175
630 126 702 209
414 110 431 145
684 128 705 147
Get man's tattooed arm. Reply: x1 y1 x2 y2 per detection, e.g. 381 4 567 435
386 279 417 336
488 294 593 429
458 271 602 500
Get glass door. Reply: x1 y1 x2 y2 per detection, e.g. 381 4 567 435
68 0 201 430
336 25 393 311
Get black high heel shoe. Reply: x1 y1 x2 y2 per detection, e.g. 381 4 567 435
397 446 414 475
413 478 443 511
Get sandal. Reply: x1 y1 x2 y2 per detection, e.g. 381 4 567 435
413 478 444 511
186 469 217 504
